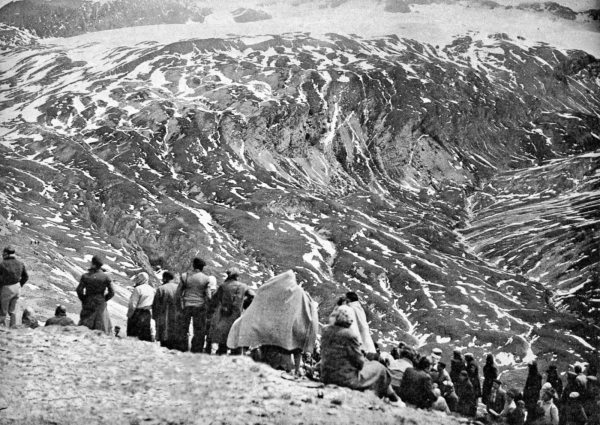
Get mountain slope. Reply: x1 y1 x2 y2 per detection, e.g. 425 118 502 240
1 25 599 374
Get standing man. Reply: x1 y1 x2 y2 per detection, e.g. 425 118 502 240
209 267 255 355
152 271 186 351
178 258 214 353
0 245 29 327
76 255 114 334
127 272 155 342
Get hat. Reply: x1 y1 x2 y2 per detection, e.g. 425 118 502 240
432 348 442 357
569 392 580 399
542 382 553 390
226 267 241 278
3 245 15 254
460 370 469 377
133 272 149 287
464 352 474 360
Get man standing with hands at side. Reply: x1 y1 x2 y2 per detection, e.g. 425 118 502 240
0 246 29 327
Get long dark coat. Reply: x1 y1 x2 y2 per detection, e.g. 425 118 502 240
450 355 466 384
482 362 498 404
76 268 114 334
209 278 251 346
152 281 186 347
456 377 477 417
466 358 482 399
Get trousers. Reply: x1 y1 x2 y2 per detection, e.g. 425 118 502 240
0 284 20 327
182 306 207 353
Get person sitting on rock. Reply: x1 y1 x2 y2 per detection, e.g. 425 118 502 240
127 272 155 342
433 361 451 389
442 379 459 413
398 355 438 409
320 305 397 401
45 305 75 327
513 399 527 425
431 387 451 414
489 387 518 423
389 346 416 395
486 379 506 419
152 271 186 351
345 292 377 356
208 267 255 355
76 255 114 334
21 307 39 329
0 245 29 328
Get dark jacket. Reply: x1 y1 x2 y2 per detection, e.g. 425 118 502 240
547 370 563 398
45 316 75 326
152 281 185 344
209 278 254 345
398 367 437 409
456 377 477 417
466 358 482 398
487 387 507 415
76 268 114 334
523 366 543 407
482 362 498 403
450 356 465 384
444 388 459 412
76 269 114 301
564 401 588 425
0 257 28 287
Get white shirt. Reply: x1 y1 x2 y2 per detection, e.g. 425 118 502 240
128 283 155 318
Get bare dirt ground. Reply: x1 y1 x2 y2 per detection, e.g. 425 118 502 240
0 326 472 425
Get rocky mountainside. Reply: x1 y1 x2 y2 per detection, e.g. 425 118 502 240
0 0 599 378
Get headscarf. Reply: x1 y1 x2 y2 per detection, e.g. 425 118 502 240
334 305 354 327
133 272 149 287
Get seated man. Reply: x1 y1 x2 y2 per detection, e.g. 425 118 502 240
398 356 437 409
320 305 397 401
45 305 75 327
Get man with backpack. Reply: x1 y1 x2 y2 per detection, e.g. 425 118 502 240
208 267 254 355
178 258 216 353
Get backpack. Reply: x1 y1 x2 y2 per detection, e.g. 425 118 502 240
220 283 244 317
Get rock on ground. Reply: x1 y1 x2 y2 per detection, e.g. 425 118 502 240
0 326 469 425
